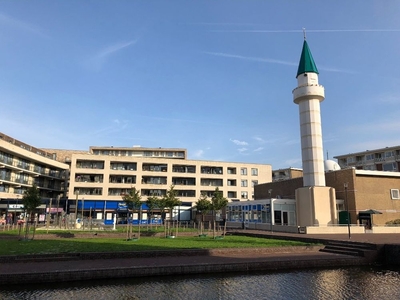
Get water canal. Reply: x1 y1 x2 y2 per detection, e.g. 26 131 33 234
1 266 400 299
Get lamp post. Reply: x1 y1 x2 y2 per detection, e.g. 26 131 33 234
344 183 351 239
268 189 272 233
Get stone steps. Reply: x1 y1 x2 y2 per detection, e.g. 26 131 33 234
319 241 377 257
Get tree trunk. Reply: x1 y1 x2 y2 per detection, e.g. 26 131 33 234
32 218 37 240
213 221 216 238
126 211 130 240
223 220 227 237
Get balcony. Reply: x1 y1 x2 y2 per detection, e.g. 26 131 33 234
172 177 196 186
142 164 168 172
201 167 223 175
141 176 167 185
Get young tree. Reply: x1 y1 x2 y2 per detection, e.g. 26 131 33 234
146 194 159 229
122 187 142 240
211 187 228 237
156 196 167 234
163 185 181 237
21 184 42 240
195 194 212 234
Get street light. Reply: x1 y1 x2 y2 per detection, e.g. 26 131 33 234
344 182 351 239
268 189 272 233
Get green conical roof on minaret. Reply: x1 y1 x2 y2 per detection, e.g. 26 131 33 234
296 40 319 77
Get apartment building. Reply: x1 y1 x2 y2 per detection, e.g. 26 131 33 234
0 132 69 222
36 145 269 222
334 146 400 172
272 168 303 182
1 134 271 222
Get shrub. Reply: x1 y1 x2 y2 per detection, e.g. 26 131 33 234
385 219 400 226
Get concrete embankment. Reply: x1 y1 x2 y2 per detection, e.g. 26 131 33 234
2 230 399 285
0 246 369 285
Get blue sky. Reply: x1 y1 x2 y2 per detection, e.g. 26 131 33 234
1 1 400 169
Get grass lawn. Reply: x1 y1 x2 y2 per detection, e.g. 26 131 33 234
0 234 315 256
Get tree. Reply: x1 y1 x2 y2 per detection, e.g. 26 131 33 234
163 185 181 237
196 194 212 222
122 187 142 240
211 187 228 237
195 194 212 235
21 184 42 240
146 194 159 229
156 196 167 234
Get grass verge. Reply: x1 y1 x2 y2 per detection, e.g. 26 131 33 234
0 235 316 256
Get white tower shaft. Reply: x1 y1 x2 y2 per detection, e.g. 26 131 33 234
293 40 326 187
297 97 325 186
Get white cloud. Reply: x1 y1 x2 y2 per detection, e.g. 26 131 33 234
209 29 400 33
92 119 129 137
238 148 248 153
230 139 248 146
283 139 299 146
0 12 48 38
253 147 264 152
253 136 266 143
95 40 137 59
205 51 296 67
87 40 137 71
204 52 356 74
192 149 204 158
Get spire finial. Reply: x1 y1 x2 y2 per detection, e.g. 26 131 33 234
302 28 306 40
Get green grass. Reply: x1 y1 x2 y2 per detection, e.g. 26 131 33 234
0 235 314 256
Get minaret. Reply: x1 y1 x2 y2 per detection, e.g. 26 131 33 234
292 36 326 187
292 33 337 228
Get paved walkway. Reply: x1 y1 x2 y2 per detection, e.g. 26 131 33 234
232 230 400 245
1 230 399 285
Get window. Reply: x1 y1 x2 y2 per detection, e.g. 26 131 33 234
385 151 394 158
241 180 248 187
251 168 258 176
251 180 258 187
227 167 236 174
347 157 355 163
228 191 237 198
227 179 236 186
240 168 247 175
241 191 248 199
366 154 374 161
391 189 400 200
383 163 397 172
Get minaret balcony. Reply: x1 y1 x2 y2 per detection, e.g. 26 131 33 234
293 84 325 104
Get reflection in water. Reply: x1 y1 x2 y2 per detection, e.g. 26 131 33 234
1 266 400 300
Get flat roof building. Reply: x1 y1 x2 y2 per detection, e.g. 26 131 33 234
1 132 272 223
0 132 69 223
255 168 400 233
334 146 400 172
